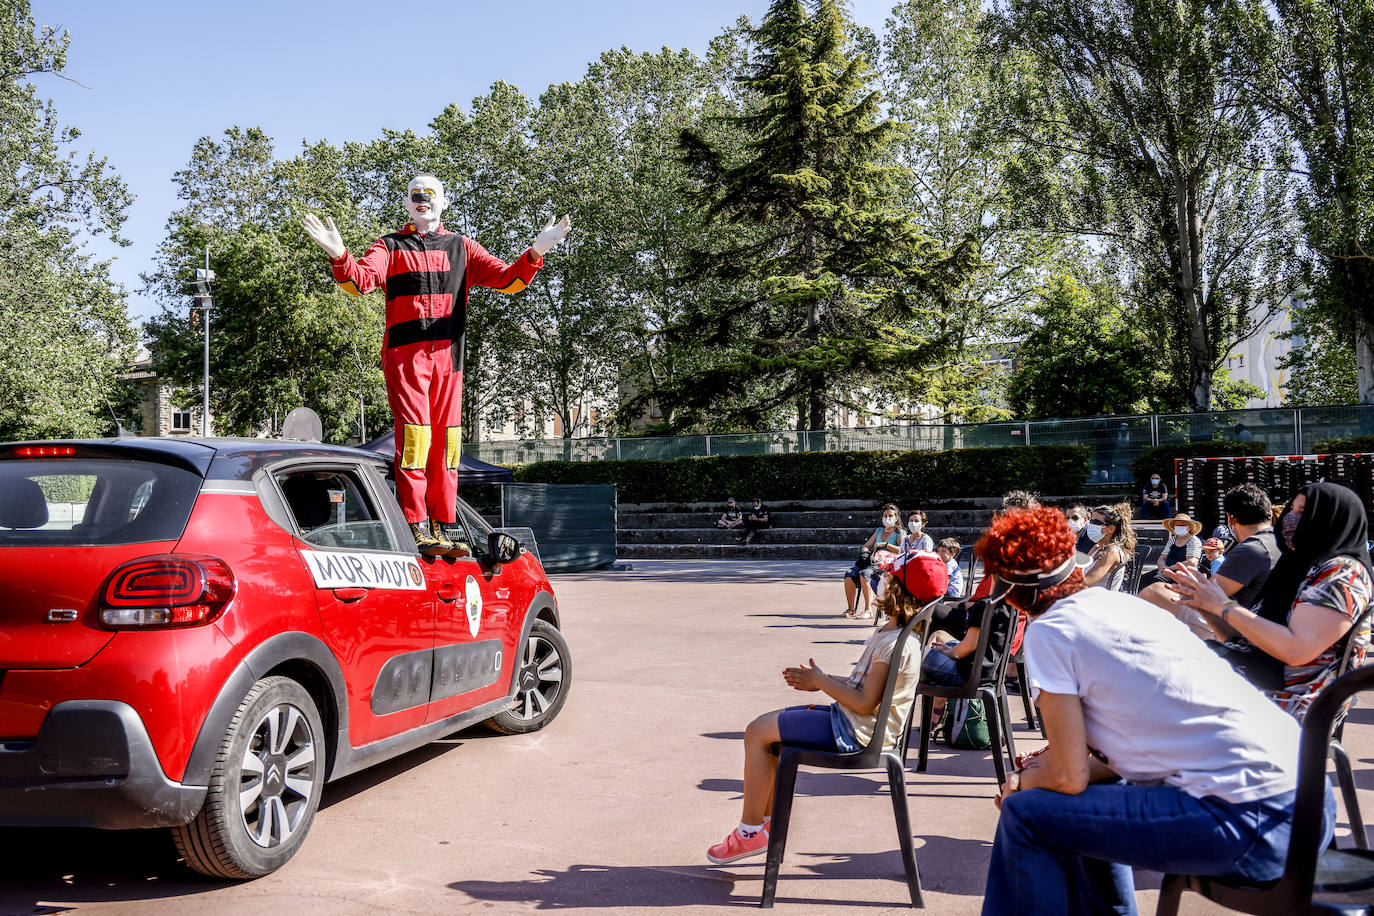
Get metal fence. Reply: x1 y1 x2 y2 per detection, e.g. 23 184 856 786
465 404 1374 484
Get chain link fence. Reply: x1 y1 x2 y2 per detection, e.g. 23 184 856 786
465 405 1374 483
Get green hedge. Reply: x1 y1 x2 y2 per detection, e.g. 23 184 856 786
513 445 1091 505
1313 435 1374 453
1132 440 1267 490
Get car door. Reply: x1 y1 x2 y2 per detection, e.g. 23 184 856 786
424 503 517 721
276 464 434 746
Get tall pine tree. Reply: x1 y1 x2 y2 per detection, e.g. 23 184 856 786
660 0 977 432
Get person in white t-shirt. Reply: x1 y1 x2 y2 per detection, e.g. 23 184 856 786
975 505 1333 916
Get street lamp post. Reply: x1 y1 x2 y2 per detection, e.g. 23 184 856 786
193 248 215 437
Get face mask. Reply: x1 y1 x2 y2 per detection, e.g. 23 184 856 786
882 515 897 528
1086 522 1105 543
1067 516 1085 532
908 520 922 533
1281 511 1300 550
1173 525 1191 536
405 176 446 231
1150 477 1161 486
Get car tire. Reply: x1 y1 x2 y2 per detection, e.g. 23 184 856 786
173 676 326 879
486 620 572 735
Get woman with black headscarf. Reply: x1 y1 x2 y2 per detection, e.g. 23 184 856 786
1165 481 1373 719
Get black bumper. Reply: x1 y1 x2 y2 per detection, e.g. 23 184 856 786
0 700 206 829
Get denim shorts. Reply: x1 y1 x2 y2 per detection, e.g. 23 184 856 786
777 704 860 753
920 641 965 687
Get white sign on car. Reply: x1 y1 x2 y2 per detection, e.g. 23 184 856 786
301 550 426 591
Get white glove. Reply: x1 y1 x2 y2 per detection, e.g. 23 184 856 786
532 215 571 256
301 213 346 260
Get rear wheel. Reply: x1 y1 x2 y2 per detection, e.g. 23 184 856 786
486 620 571 735
173 676 325 878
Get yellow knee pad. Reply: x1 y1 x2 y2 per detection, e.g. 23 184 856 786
446 426 462 469
401 424 431 470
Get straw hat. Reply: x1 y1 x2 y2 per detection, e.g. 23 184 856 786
1165 513 1203 537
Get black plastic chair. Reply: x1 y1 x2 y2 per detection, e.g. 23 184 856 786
1156 663 1374 915
1328 610 1373 851
914 598 1020 786
1009 639 1044 738
760 598 940 909
1124 543 1154 595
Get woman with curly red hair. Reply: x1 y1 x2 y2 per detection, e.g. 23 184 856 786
977 506 1330 916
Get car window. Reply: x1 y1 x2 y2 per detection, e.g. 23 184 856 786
0 458 200 546
458 500 493 542
276 469 398 552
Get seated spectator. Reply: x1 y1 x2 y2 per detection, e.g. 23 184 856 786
920 592 1019 727
1202 537 1226 576
1139 483 1280 641
980 505 1328 914
739 497 771 545
705 552 947 865
1083 503 1135 591
1164 480 1372 719
1139 472 1172 520
937 537 964 598
900 509 933 554
716 497 743 530
1064 502 1092 556
842 503 903 619
928 490 1040 637
1138 512 1202 589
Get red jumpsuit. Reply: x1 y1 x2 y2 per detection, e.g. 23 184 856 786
331 222 541 523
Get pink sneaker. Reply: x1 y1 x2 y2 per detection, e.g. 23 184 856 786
706 825 770 864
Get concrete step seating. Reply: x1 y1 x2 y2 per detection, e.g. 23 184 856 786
618 498 1003 561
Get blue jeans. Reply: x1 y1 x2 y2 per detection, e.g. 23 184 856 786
982 781 1334 916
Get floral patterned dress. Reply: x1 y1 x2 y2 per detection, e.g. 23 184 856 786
1267 555 1373 720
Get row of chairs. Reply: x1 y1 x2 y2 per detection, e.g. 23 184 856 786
759 592 1374 911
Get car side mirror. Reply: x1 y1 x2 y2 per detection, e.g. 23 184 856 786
487 531 520 565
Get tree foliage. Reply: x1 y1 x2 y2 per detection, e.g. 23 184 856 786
1006 272 1162 418
0 0 134 439
988 0 1299 411
656 0 978 432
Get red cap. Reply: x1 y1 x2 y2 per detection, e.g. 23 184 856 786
892 550 949 603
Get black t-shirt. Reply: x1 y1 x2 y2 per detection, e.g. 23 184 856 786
955 599 1017 685
748 503 769 521
1143 481 1169 501
722 506 742 521
1215 529 1281 608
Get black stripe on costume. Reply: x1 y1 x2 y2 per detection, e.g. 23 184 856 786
385 270 450 300
387 314 455 349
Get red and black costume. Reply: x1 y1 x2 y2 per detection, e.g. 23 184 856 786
331 223 541 524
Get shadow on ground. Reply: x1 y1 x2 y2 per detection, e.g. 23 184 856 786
448 841 989 910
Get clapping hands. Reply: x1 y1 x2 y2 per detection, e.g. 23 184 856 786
783 658 826 692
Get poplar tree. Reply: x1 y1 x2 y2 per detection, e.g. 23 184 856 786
664 0 977 432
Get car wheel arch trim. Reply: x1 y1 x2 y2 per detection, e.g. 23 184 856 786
184 631 348 787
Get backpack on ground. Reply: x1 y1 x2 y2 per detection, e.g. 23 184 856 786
940 698 991 750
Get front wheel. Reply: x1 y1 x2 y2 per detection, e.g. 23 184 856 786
486 620 572 735
173 676 326 878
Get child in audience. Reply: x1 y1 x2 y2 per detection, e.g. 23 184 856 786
707 553 947 864
937 537 964 598
1201 537 1225 576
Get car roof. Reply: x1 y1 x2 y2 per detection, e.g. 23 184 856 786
0 437 387 481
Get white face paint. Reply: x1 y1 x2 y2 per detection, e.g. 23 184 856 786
405 175 446 233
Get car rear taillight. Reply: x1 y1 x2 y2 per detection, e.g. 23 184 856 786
14 445 76 457
100 554 235 629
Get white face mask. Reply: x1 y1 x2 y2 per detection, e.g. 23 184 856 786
405 175 446 232
1086 522 1105 543
882 515 897 528
1067 516 1085 532
908 520 922 533
1173 525 1191 536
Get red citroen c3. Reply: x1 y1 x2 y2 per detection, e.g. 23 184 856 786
0 438 570 878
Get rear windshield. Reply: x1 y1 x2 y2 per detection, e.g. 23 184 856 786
0 458 202 546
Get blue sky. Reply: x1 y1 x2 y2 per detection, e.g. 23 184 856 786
33 0 892 324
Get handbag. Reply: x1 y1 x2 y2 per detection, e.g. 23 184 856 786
940 698 991 750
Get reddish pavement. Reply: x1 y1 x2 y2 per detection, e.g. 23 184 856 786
0 560 1366 914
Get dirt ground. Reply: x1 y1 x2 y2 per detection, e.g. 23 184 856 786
0 560 1367 915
